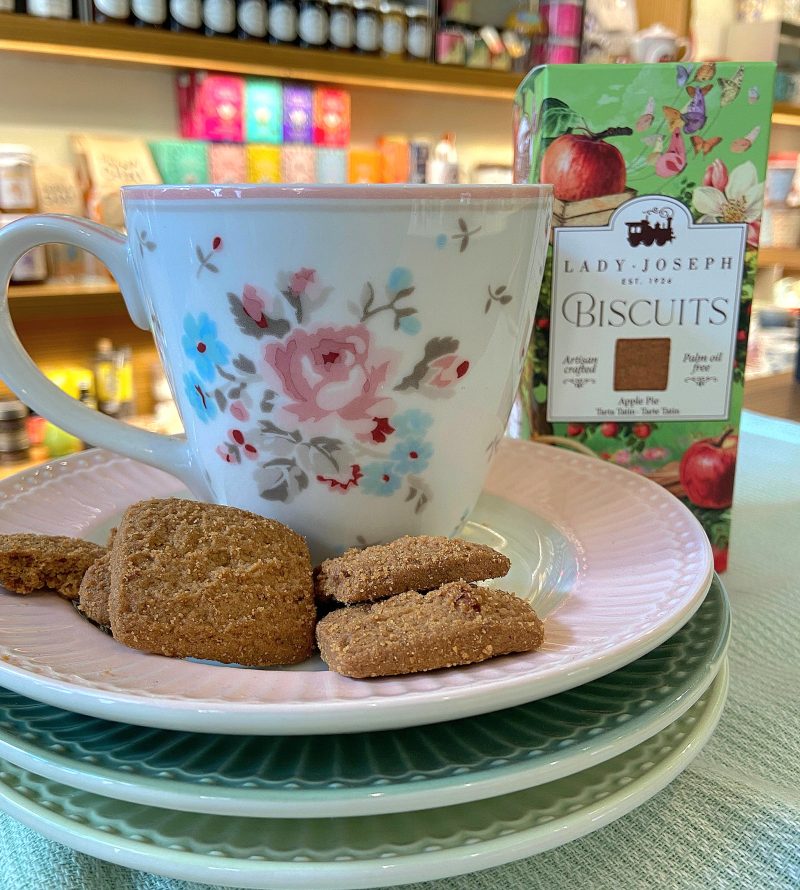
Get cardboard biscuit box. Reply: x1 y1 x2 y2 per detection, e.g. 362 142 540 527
513 62 776 572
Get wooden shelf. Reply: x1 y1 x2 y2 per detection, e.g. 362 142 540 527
0 16 520 99
8 281 120 300
772 103 800 126
757 247 800 272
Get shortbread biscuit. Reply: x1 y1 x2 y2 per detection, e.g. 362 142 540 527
316 581 544 678
78 550 112 628
109 498 315 666
0 534 105 601
315 536 511 604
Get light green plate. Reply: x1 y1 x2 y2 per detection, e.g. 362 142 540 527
0 578 729 818
0 664 728 890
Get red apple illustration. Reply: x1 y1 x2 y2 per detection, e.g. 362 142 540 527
679 430 738 510
600 422 620 437
541 127 630 202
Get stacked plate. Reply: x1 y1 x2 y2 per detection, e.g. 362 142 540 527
0 439 729 889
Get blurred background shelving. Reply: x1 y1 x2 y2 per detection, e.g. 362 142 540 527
1 0 800 478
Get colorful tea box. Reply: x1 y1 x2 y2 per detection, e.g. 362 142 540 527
245 78 283 144
247 145 282 183
513 62 776 573
149 140 209 184
316 148 348 184
208 144 247 184
378 135 409 183
281 145 315 183
348 149 381 183
283 84 314 144
313 87 351 147
179 73 245 143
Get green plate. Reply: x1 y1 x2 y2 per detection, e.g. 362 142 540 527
0 577 729 817
0 665 729 890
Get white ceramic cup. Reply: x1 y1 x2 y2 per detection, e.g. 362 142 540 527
0 185 552 558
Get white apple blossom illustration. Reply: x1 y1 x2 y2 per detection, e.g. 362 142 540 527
692 160 763 247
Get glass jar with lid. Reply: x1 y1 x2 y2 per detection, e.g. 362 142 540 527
379 1 405 57
328 0 354 50
0 146 37 214
0 400 30 466
267 0 298 43
298 0 329 47
353 0 380 54
405 5 431 60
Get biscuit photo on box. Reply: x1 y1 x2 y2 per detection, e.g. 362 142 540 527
614 337 671 391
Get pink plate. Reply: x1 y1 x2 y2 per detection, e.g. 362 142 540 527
0 440 712 734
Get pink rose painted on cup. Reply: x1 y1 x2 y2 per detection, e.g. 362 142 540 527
264 324 397 437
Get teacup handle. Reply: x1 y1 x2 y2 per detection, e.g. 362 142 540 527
0 214 204 492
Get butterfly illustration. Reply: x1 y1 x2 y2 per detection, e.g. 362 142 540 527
749 86 760 104
663 106 684 132
695 62 717 82
642 134 665 166
655 129 687 177
732 126 760 152
677 64 693 87
682 84 712 133
636 97 655 131
691 135 722 156
718 66 744 106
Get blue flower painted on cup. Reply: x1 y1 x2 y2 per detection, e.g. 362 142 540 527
393 409 434 438
391 438 433 474
182 312 230 382
183 371 217 423
387 266 413 294
435 233 448 249
398 315 422 335
361 461 402 496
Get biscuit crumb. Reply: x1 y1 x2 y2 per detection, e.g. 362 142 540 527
0 534 105 601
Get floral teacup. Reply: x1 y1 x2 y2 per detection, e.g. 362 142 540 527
0 185 552 558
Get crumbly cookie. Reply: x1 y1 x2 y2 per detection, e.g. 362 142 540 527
315 536 511 605
109 498 315 666
0 534 105 601
316 581 544 678
77 550 112 628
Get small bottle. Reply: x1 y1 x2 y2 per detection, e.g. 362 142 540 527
117 347 136 419
297 0 328 47
237 0 266 37
131 0 167 26
352 0 379 54
379 1 404 58
25 0 73 19
267 0 297 43
169 0 202 31
426 133 459 184
328 0 354 51
92 0 132 24
202 0 235 34
93 338 121 418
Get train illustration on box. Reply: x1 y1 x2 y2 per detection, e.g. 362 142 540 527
625 207 675 247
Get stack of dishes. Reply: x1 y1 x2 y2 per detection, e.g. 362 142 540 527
0 439 729 889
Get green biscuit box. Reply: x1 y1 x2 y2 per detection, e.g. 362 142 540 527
513 62 776 573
